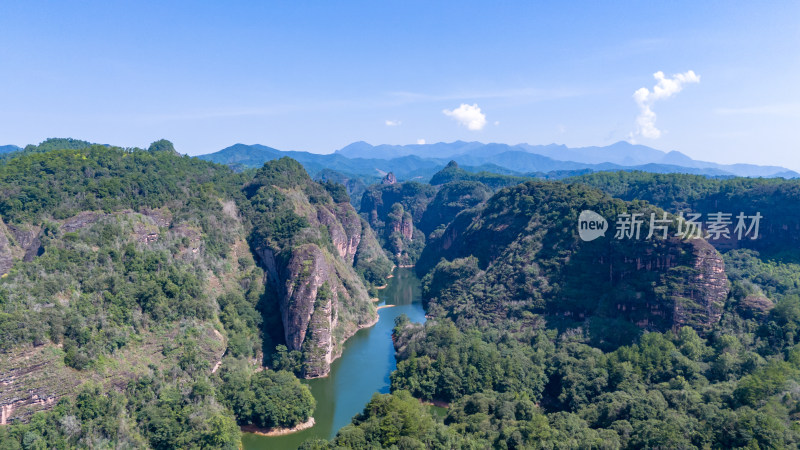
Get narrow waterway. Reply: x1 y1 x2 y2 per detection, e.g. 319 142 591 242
242 267 426 449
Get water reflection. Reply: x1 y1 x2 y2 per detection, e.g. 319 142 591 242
242 268 425 449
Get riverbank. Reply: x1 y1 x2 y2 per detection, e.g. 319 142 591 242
241 417 316 437
242 267 426 449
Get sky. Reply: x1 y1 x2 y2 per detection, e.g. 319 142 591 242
1 1 799 169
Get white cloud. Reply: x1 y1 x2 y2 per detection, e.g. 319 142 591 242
630 70 700 140
416 139 426 145
443 103 487 131
494 121 500 126
385 119 401 126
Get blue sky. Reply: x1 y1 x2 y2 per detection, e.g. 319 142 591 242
1 1 798 169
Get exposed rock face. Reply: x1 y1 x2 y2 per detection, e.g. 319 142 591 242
316 204 361 263
671 239 729 332
251 177 378 378
0 218 15 276
401 217 413 241
282 245 333 353
381 172 397 185
141 208 172 228
359 181 435 265
0 209 175 276
61 211 103 233
595 238 729 333
7 224 42 262
736 294 774 319
274 241 375 378
0 217 43 275
390 213 414 241
419 181 731 336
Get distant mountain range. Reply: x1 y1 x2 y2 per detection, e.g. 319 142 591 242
198 141 799 180
336 141 798 178
196 143 522 183
2 139 794 180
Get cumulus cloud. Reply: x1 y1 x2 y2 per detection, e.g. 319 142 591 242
443 103 487 130
385 119 401 126
416 139 426 145
630 70 700 140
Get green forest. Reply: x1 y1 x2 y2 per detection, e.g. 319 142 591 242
2 140 800 449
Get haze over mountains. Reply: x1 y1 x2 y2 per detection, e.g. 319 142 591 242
199 140 799 180
2 139 795 179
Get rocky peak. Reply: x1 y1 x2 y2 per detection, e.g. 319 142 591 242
248 162 379 378
381 172 397 185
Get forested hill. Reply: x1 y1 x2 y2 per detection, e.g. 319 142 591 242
568 170 800 258
4 137 800 449
0 142 391 448
323 173 800 449
303 165 800 448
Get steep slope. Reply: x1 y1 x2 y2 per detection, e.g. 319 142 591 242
359 175 436 265
314 168 375 207
417 179 492 236
0 144 253 441
418 181 730 339
324 174 800 450
0 144 334 448
242 158 386 377
569 171 800 258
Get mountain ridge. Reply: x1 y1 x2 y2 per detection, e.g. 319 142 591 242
0 145 21 154
198 140 798 179
336 140 797 178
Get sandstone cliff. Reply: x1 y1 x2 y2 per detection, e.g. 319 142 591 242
246 158 380 377
360 180 435 265
419 180 731 338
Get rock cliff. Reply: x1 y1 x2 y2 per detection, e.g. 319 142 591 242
360 180 435 265
246 158 380 377
670 239 729 332
419 180 731 338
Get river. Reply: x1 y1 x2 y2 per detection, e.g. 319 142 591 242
242 267 426 449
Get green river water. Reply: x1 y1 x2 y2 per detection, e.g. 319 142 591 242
242 267 427 449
